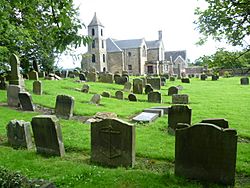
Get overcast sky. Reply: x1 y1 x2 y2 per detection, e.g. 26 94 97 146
58 0 239 68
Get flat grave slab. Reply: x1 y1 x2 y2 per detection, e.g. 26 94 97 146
132 112 158 123
143 108 164 117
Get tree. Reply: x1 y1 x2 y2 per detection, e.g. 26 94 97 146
0 0 91 73
194 0 250 48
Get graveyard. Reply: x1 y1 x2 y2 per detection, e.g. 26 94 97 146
0 72 250 187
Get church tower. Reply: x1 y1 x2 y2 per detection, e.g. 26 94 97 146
87 13 107 72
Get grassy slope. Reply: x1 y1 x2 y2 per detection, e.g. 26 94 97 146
0 77 249 187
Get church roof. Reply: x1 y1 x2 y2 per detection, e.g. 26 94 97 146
113 38 145 49
146 40 162 49
165 50 186 62
106 38 123 52
88 12 104 27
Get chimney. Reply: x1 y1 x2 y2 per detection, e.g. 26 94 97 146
158 30 162 40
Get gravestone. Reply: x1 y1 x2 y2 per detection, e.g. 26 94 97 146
31 115 65 157
240 77 249 85
115 91 124 100
200 74 207 80
79 73 86 81
122 71 129 77
160 77 166 86
168 105 192 134
181 78 190 83
132 112 158 123
175 123 237 185
146 77 161 90
91 118 135 167
87 72 97 82
148 91 162 103
172 94 189 104
81 84 90 93
170 77 175 81
99 73 114 83
133 78 143 94
33 81 42 95
144 84 153 94
7 85 21 107
128 93 137 102
28 70 39 80
18 92 35 111
114 74 121 84
90 94 102 105
0 77 8 90
168 86 178 96
33 60 40 72
6 120 33 149
150 106 169 115
200 118 229 129
9 54 24 87
55 95 74 119
212 75 219 81
143 108 164 117
123 82 132 92
102 91 111 98
115 76 128 85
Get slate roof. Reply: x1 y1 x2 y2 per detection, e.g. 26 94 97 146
146 40 162 49
106 38 122 52
164 50 186 62
113 38 145 49
88 12 104 27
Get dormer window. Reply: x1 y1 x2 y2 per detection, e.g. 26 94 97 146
92 28 95 36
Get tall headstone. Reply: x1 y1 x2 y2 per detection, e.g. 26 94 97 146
31 115 65 157
6 120 33 149
175 123 237 185
168 86 178 96
133 78 143 94
146 77 161 90
91 118 135 167
55 95 74 119
168 105 192 134
148 91 162 103
7 85 21 107
9 54 24 88
18 92 35 111
33 81 42 95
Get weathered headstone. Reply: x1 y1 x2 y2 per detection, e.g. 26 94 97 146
128 93 137 102
133 78 143 94
90 94 102 105
122 71 129 77
212 75 219 81
146 77 161 90
181 78 190 83
132 112 158 123
102 91 111 98
81 84 90 93
6 120 33 149
79 73 86 81
115 91 124 100
0 77 8 90
175 123 237 185
87 72 97 82
168 105 192 134
144 84 153 94
91 118 135 167
240 77 249 85
168 86 178 96
99 73 114 83
7 85 21 107
200 74 207 80
9 54 24 87
31 115 65 157
170 77 175 81
148 91 162 103
18 92 35 111
123 82 132 92
172 94 189 104
28 70 39 80
33 81 42 95
55 95 74 119
200 118 229 129
160 77 166 86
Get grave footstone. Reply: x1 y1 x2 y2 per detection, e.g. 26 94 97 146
132 112 158 123
175 123 237 185
81 84 90 93
18 92 35 111
128 93 137 102
148 91 162 103
133 78 143 94
115 91 124 100
168 105 192 134
7 85 21 107
144 84 153 94
6 120 33 149
200 118 229 129
123 82 132 92
55 95 74 119
33 81 42 95
90 94 102 105
172 94 189 104
31 115 65 157
168 86 178 96
240 77 249 85
91 118 135 167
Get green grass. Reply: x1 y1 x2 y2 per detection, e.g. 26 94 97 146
0 76 250 187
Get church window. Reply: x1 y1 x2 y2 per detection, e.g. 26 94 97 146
103 54 106 63
92 28 95 36
128 52 131 57
102 40 104 48
92 40 95 48
92 54 96 62
101 29 103 36
128 65 132 70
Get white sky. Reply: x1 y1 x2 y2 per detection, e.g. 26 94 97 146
58 0 240 69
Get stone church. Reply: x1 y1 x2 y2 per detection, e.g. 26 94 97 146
81 13 188 76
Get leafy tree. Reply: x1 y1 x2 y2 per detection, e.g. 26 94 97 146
0 0 91 73
194 0 250 48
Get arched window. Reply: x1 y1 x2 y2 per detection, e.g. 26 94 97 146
102 40 104 48
103 54 106 63
92 28 95 36
101 29 103 36
92 39 95 48
92 54 96 62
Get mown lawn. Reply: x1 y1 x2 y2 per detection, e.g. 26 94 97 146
0 76 249 187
